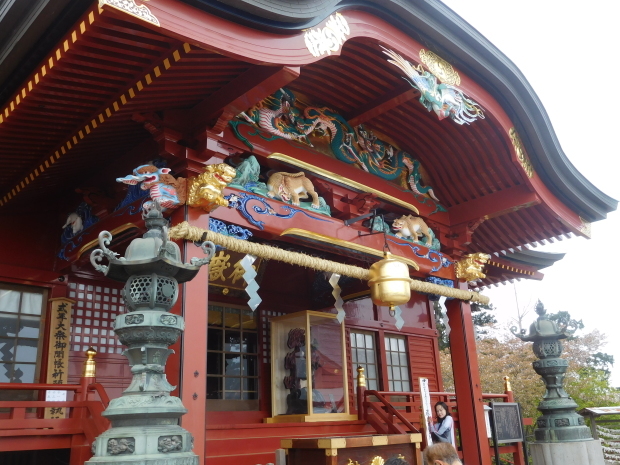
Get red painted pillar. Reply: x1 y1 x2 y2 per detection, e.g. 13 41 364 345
179 207 211 464
446 290 491 465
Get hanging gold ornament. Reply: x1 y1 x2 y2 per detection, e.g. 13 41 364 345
368 251 412 314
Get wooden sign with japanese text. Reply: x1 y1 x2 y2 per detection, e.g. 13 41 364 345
208 250 262 292
419 377 434 445
45 298 74 419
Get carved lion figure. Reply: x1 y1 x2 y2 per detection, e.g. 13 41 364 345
187 163 237 212
455 253 491 282
266 171 320 208
391 214 433 246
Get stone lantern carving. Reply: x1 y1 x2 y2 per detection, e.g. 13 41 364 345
88 204 215 464
511 301 590 442
512 302 606 464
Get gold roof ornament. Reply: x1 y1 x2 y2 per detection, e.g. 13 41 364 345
509 127 534 178
368 251 412 314
455 253 491 282
187 163 237 213
419 49 461 85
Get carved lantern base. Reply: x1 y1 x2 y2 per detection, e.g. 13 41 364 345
87 309 198 465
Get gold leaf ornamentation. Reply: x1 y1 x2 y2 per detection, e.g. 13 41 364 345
419 49 461 85
370 456 385 465
509 127 534 178
99 0 160 27
455 253 491 282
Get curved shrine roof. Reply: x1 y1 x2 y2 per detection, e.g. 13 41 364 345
0 0 615 281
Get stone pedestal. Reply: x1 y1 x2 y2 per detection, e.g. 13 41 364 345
530 440 605 465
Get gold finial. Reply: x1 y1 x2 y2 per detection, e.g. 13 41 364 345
504 376 512 392
82 347 97 378
357 366 366 388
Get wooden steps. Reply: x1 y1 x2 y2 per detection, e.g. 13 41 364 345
206 421 374 465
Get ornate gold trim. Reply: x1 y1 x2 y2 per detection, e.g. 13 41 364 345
317 438 347 449
267 153 419 214
371 456 385 465
509 127 534 178
419 49 461 85
578 216 592 238
77 223 140 258
487 261 534 276
280 228 420 271
98 0 160 27
371 436 388 446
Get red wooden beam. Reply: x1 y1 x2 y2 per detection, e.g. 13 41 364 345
345 85 418 127
448 184 540 226
177 65 300 133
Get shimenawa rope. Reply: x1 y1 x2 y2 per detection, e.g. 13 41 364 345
168 221 490 304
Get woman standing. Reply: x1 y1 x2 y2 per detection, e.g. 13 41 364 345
429 401 455 446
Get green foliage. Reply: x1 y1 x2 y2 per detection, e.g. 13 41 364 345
588 351 615 375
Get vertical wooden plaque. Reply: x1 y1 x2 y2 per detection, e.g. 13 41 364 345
419 377 434 445
44 297 74 419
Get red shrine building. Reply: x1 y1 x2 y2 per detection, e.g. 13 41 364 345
0 1 616 465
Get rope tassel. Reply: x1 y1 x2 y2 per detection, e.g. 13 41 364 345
169 222 490 304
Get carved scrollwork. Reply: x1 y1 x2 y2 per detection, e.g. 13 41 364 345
99 0 160 27
189 240 216 267
160 314 178 325
125 314 144 325
90 230 123 273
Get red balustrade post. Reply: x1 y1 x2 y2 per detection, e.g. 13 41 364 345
70 348 98 465
356 366 367 421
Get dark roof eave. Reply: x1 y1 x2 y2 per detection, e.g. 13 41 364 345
501 248 566 270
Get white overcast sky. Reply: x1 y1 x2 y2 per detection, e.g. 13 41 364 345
439 1 620 384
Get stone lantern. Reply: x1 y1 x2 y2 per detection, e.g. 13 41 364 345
512 301 604 464
88 205 215 464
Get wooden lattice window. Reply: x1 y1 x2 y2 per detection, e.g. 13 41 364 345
207 304 259 406
350 329 379 391
385 334 411 392
68 281 125 354
0 284 46 384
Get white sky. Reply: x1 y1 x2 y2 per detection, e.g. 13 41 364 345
439 1 620 384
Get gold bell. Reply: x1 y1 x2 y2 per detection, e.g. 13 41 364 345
368 251 412 313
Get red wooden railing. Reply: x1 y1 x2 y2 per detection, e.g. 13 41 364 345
356 374 527 465
0 372 110 464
